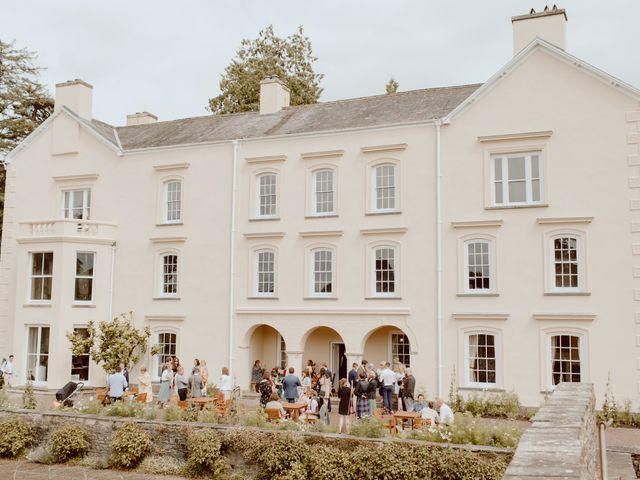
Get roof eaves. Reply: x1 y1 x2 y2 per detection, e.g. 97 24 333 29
4 108 63 164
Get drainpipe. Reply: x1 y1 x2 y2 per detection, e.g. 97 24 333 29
228 140 239 381
435 119 444 398
108 243 116 321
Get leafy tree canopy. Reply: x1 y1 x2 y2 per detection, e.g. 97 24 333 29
208 25 323 114
67 312 155 374
385 77 399 94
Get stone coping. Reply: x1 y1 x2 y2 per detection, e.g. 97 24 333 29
0 407 514 455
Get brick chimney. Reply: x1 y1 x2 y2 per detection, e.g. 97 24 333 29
54 79 93 119
512 5 567 55
126 112 158 126
259 76 290 115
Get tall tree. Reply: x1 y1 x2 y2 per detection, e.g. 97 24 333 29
385 77 399 94
0 40 54 240
208 25 323 114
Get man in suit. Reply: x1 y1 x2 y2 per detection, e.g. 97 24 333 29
282 367 301 403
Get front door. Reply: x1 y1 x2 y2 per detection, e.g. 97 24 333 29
330 342 347 388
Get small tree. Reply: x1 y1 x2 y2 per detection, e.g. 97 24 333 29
22 372 36 409
385 77 399 94
67 312 154 374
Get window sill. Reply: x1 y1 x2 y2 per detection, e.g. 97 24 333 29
304 296 338 300
23 303 52 308
544 292 591 296
72 303 96 308
247 296 279 300
365 296 402 300
456 293 499 297
156 222 184 227
153 297 181 301
249 217 280 222
458 386 505 393
305 214 338 219
365 210 402 216
485 203 548 210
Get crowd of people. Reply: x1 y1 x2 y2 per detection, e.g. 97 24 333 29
251 357 455 432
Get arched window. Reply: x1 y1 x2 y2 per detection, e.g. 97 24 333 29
256 173 277 217
312 169 335 215
255 249 276 296
163 180 182 223
390 332 410 367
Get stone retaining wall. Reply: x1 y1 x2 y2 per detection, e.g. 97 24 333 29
503 383 597 479
0 408 513 460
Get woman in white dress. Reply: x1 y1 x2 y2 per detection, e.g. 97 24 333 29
200 360 209 396
219 366 233 401
138 366 153 404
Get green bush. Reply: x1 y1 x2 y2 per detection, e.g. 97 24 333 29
242 408 267 428
349 417 385 438
76 399 104 415
48 423 90 462
163 404 183 422
197 409 219 424
0 417 36 457
109 421 152 469
255 433 308 479
457 392 522 420
186 429 229 478
22 376 36 409
104 402 143 418
182 406 200 423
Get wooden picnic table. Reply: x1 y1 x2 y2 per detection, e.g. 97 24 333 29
188 397 217 410
393 410 421 432
282 402 306 421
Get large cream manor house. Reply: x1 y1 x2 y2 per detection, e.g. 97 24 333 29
2 7 640 406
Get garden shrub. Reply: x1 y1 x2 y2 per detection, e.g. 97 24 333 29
22 377 36 409
48 423 90 462
76 399 104 415
163 404 183 422
0 417 36 457
104 402 143 418
197 409 219 424
109 421 152 468
242 408 267 428
349 416 385 438
181 405 200 422
138 455 187 476
186 428 229 478
221 427 264 463
254 433 309 479
457 392 522 420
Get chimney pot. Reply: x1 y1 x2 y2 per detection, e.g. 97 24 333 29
54 79 93 119
126 111 158 126
259 76 290 115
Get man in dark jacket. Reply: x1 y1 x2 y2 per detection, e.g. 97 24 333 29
348 363 359 388
402 368 416 412
282 367 301 403
366 370 378 414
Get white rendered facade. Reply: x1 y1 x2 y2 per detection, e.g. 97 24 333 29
1 8 640 406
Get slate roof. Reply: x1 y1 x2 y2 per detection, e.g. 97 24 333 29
91 83 482 151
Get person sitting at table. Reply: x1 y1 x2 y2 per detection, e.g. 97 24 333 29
175 366 189 401
188 367 203 398
413 394 427 413
258 371 272 407
435 398 455 425
421 400 439 425
265 392 285 419
282 367 301 403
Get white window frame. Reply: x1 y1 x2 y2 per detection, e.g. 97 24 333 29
463 238 494 294
545 331 586 390
388 331 411 368
367 158 401 214
308 246 336 298
26 325 50 385
371 163 398 213
490 151 543 207
62 189 91 220
256 172 278 219
368 242 400 298
463 331 499 388
163 179 182 224
309 166 337 216
153 328 179 381
70 326 90 382
543 229 587 294
28 251 54 303
74 251 96 304
276 334 287 370
253 248 277 297
159 252 179 298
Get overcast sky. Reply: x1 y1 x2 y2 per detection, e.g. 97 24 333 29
2 1 639 126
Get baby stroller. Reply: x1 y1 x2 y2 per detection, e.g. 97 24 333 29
55 381 84 408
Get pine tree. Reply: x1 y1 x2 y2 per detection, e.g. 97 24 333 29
385 77 399 94
0 40 54 242
208 25 323 114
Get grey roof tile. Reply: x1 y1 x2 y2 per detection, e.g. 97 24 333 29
98 83 481 151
